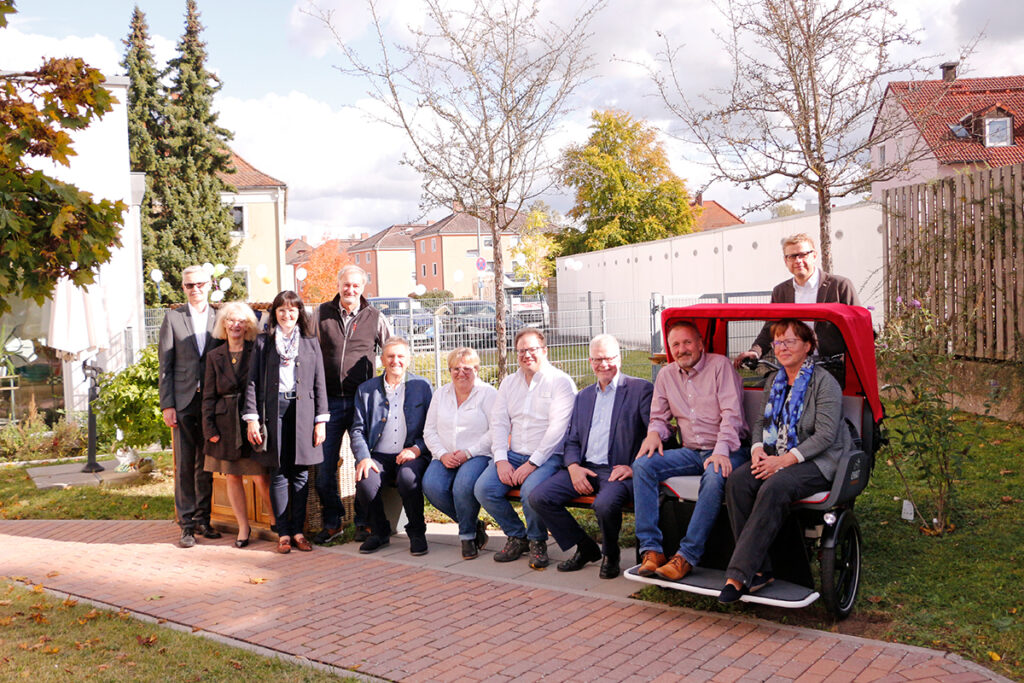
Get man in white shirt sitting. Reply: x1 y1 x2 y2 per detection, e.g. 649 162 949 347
475 328 577 569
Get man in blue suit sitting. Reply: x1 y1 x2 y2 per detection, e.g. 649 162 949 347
530 334 653 579
351 337 433 556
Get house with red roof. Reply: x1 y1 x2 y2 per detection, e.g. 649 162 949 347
870 63 1024 199
690 193 744 232
348 223 423 297
217 151 288 302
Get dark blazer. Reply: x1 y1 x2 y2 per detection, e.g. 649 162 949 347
158 305 220 412
752 271 861 359
751 368 854 481
244 333 329 467
561 373 654 468
350 372 433 462
202 342 266 464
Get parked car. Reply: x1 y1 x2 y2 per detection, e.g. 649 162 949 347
435 299 527 349
368 297 436 349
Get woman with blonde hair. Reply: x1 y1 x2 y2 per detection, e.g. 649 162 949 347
202 302 273 548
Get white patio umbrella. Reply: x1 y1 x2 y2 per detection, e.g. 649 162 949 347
47 277 111 360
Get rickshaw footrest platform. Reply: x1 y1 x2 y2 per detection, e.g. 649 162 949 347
624 565 820 609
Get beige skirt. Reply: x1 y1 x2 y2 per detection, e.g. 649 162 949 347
204 455 268 476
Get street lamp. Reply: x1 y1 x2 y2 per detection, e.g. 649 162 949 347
150 268 163 303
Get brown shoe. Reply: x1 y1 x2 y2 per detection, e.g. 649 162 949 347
293 536 313 552
637 550 666 577
276 537 292 554
655 554 693 581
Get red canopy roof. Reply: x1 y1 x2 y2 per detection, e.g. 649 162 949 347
661 303 882 423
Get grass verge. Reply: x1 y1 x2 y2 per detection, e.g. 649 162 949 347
0 580 354 681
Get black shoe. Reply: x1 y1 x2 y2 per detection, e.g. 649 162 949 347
493 536 530 562
353 526 371 543
234 531 251 549
599 555 621 579
461 539 479 559
475 519 489 550
409 535 428 556
718 582 749 604
195 524 222 540
312 526 343 545
359 535 390 554
556 540 602 572
749 571 774 593
528 540 549 569
178 529 196 548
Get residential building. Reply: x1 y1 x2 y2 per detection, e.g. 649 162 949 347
690 193 744 232
348 224 421 297
218 152 288 302
411 206 525 299
870 64 1024 199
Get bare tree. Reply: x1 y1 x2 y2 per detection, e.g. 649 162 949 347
652 0 937 271
307 0 604 377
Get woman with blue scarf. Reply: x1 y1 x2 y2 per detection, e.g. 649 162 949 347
718 319 853 603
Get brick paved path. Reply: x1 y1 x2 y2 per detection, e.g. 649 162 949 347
0 520 1006 682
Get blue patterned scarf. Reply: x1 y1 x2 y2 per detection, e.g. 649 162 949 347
762 358 815 453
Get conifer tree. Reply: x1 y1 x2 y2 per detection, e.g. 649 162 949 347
121 6 165 303
145 0 240 303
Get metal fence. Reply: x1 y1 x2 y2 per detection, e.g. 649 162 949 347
143 290 772 389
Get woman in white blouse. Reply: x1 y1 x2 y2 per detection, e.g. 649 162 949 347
422 347 498 559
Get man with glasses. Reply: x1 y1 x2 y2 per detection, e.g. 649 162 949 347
734 233 860 368
475 328 577 569
529 335 653 579
634 321 749 581
159 265 222 548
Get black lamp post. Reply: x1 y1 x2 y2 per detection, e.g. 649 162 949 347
81 359 104 473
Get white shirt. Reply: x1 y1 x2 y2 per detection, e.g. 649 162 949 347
490 361 577 466
187 302 210 357
584 370 621 466
793 268 821 304
424 379 498 459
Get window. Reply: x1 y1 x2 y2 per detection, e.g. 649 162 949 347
483 238 493 247
367 273 372 283
229 206 245 236
431 238 437 252
876 144 886 166
420 241 426 253
233 266 250 292
422 264 427 277
985 117 1012 147
432 263 437 276
367 253 372 263
355 254 360 264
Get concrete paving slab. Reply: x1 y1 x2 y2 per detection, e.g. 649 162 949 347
25 459 143 489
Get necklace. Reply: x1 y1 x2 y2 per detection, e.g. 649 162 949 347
229 349 243 365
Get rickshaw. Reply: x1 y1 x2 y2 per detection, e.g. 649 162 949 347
624 303 884 619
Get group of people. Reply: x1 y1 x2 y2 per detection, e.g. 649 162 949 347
158 232 860 603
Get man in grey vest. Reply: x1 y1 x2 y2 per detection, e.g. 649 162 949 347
158 265 222 548
313 265 391 544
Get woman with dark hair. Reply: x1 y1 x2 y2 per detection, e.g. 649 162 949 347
203 302 272 548
719 318 854 603
244 291 329 554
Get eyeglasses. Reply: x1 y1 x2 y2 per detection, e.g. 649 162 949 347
589 355 618 364
226 319 248 326
771 338 805 350
516 346 544 357
183 281 209 290
449 366 477 375
784 250 815 262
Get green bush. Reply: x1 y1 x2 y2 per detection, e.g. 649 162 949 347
0 397 84 461
94 345 171 450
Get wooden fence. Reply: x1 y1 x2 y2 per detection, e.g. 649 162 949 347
883 162 1023 362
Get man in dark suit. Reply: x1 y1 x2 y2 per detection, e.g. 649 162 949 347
350 337 433 556
529 334 653 579
734 233 861 368
158 265 222 548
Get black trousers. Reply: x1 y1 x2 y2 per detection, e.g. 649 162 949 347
173 391 213 529
355 451 429 538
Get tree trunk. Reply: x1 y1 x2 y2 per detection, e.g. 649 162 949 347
491 203 508 380
817 188 833 274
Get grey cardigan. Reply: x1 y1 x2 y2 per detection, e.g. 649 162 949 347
752 368 854 481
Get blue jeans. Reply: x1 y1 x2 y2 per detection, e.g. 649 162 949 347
316 395 355 529
634 446 750 566
474 450 562 541
422 456 491 539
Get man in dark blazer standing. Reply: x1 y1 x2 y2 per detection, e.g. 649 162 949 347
530 334 653 579
735 233 861 368
159 265 222 548
350 337 433 556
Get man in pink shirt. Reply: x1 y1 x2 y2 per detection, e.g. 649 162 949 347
634 320 749 581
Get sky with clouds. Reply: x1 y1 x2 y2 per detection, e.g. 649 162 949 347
5 0 1024 244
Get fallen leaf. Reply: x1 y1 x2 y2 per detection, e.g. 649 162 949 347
229 660 243 670
42 646 59 655
136 635 157 647
246 577 268 585
141 503 149 510
867 595 883 604
157 618 166 624
45 571 59 578
31 585 44 593
1000 469 1014 475
62 598 77 607
191 626 202 633
145 595 164 601
989 651 1002 662
30 613 49 624
0 600 10 606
